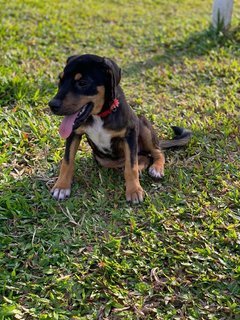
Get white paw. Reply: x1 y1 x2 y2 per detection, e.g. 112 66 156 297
51 188 71 200
126 186 144 204
148 166 164 179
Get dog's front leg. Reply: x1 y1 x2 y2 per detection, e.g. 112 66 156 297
124 128 144 204
51 133 82 200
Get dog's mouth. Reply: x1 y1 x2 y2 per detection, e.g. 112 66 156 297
59 102 94 139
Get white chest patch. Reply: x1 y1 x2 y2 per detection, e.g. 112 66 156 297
85 116 112 153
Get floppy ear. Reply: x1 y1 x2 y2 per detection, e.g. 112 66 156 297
103 58 121 102
66 55 78 64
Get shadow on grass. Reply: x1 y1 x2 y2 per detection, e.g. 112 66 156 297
0 176 55 219
0 157 126 221
125 26 240 75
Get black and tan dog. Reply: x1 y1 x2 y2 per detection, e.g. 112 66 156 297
48 54 191 204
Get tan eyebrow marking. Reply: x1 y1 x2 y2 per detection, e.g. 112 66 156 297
74 73 82 81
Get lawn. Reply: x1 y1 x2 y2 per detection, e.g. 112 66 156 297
0 0 240 319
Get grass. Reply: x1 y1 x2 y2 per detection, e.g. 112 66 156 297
0 0 240 319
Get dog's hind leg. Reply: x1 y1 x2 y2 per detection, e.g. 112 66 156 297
138 155 151 175
138 116 165 179
148 149 165 179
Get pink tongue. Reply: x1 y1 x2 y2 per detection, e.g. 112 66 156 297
59 112 78 139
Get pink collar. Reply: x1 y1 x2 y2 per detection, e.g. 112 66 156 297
97 99 119 118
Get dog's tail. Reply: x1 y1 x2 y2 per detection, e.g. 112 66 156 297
159 126 192 149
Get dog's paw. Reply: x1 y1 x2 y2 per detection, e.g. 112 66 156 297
148 165 164 179
126 186 144 204
51 186 71 200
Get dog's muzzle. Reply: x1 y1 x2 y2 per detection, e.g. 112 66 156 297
48 99 62 113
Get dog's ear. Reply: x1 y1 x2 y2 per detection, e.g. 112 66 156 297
103 58 121 102
66 55 78 64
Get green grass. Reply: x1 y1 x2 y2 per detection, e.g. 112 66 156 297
0 0 240 319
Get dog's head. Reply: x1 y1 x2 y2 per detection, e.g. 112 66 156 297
48 54 121 138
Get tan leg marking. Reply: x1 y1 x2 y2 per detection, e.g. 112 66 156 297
124 142 144 204
140 125 165 178
148 149 165 178
51 135 81 200
138 155 150 175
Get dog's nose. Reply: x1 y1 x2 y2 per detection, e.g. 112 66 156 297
48 99 62 113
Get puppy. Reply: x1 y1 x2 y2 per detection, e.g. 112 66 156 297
49 54 191 203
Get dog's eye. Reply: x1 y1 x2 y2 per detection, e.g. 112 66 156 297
76 80 88 87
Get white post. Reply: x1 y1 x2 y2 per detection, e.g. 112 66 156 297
212 0 234 30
